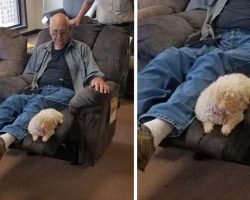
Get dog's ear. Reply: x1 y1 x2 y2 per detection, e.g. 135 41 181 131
239 96 249 110
218 96 240 114
218 100 227 111
40 120 57 131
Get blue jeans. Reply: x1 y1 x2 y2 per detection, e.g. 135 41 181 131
0 85 74 141
138 29 250 135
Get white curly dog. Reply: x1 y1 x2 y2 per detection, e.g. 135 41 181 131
195 73 250 136
28 108 64 142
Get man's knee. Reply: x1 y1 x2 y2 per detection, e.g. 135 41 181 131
6 94 21 103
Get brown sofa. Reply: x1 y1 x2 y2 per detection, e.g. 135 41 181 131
138 0 250 165
0 22 129 165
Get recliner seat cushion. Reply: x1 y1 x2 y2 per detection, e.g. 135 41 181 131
186 108 250 165
20 107 75 156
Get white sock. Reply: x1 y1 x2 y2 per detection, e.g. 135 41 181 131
144 118 173 147
0 133 16 149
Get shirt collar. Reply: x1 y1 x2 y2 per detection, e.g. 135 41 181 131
43 39 74 52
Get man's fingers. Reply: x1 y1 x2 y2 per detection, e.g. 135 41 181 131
99 83 104 93
95 82 100 91
104 85 110 94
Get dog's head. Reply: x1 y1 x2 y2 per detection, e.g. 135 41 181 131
217 91 249 115
40 119 59 133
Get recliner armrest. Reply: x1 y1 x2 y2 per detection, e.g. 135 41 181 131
69 81 118 115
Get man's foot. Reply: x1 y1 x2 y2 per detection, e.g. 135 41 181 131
0 137 6 160
138 125 155 171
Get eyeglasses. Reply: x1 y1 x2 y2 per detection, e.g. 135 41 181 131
51 30 69 37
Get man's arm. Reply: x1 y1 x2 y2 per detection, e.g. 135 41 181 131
23 48 40 75
69 0 94 26
79 43 110 94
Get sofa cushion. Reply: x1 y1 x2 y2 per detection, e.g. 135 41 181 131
0 28 27 75
138 5 174 22
139 0 190 12
138 0 191 21
138 10 206 71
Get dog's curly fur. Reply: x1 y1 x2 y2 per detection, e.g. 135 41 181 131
195 73 250 136
28 108 63 142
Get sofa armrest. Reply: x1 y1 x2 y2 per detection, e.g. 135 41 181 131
0 75 28 102
0 71 17 78
69 81 118 115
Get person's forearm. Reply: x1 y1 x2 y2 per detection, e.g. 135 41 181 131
77 1 93 20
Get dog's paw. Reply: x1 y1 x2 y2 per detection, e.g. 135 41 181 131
203 122 214 134
42 136 48 142
32 135 38 141
221 125 232 136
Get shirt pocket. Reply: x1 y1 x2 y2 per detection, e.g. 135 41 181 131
113 0 131 12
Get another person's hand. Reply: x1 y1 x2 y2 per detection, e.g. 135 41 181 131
69 17 81 26
90 77 110 94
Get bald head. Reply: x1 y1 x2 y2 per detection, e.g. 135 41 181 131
50 13 70 28
49 13 70 50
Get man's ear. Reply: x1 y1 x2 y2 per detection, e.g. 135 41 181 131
48 25 51 35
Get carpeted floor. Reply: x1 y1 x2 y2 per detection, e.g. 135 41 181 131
138 147 250 200
0 99 134 200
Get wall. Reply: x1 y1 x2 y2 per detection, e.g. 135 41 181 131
43 0 63 12
22 0 43 32
22 0 63 32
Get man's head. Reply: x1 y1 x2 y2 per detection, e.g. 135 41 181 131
49 13 70 50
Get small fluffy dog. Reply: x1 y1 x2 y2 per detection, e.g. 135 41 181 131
195 73 250 136
28 108 63 142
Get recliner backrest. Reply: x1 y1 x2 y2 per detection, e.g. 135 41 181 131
35 24 129 85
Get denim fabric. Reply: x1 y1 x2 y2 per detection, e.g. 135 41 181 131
0 85 74 141
138 29 250 135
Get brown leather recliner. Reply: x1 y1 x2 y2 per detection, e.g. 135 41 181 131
0 22 130 165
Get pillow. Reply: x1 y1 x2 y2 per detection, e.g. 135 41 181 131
0 28 27 75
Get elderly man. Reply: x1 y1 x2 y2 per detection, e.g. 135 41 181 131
0 13 109 160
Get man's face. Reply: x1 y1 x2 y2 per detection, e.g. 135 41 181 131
49 22 70 49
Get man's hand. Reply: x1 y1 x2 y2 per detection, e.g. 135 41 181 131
69 17 81 26
90 77 110 94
